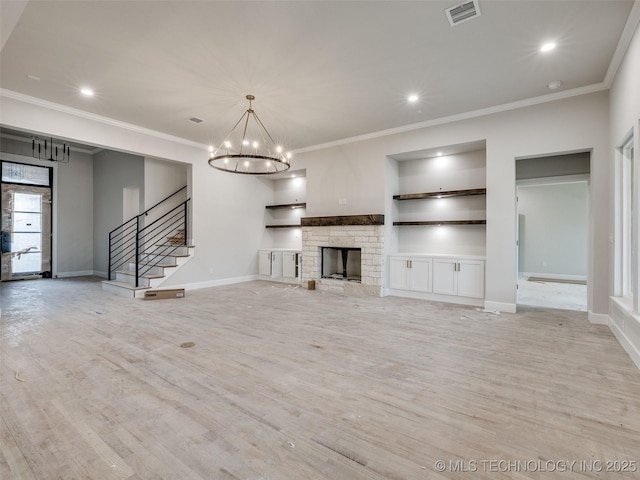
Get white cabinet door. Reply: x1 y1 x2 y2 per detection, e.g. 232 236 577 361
258 250 272 276
409 257 432 293
432 258 457 296
389 257 410 290
457 260 485 298
271 251 283 280
282 252 298 279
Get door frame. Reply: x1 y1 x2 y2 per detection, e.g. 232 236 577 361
0 153 58 278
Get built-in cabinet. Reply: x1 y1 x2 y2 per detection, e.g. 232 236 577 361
258 249 301 283
432 258 484 298
389 256 432 292
388 254 485 305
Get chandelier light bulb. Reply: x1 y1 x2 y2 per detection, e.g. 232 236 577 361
276 145 283 153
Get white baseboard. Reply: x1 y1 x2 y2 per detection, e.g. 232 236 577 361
55 270 95 278
588 311 610 325
171 274 259 291
520 272 587 282
92 270 108 278
608 316 640 370
484 301 517 313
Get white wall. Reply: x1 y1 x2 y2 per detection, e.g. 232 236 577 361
518 182 588 279
609 9 640 368
0 137 94 276
144 157 189 209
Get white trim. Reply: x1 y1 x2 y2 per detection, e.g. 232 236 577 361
56 270 94 278
0 89 207 150
172 274 258 291
587 311 610 325
516 174 590 187
93 270 108 279
294 83 607 154
604 0 640 87
520 272 587 282
608 314 640 370
386 289 484 307
485 301 517 313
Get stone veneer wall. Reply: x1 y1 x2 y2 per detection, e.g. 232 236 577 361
301 225 384 296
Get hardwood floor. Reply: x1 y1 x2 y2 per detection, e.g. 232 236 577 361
1 277 639 479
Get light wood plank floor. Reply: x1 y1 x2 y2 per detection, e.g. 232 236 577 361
1 277 639 479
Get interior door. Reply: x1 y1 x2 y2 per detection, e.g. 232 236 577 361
1 184 52 281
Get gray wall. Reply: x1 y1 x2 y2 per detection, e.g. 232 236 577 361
93 149 144 275
0 137 94 276
518 182 588 278
516 152 590 180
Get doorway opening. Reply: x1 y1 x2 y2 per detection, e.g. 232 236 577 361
515 153 590 311
1 161 53 281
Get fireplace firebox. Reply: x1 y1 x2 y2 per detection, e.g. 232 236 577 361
321 247 361 282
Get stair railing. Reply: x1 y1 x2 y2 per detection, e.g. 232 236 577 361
108 186 190 287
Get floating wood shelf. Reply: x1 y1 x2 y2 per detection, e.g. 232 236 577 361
393 220 486 226
393 188 486 201
265 202 306 209
265 224 302 229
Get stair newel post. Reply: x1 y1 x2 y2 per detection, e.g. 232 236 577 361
135 215 140 288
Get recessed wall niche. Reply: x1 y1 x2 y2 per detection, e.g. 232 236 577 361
391 145 487 256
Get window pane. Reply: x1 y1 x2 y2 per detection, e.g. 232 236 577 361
2 162 50 186
14 212 42 233
12 232 41 252
12 252 42 275
14 193 42 213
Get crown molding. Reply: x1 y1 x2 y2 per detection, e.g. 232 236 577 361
0 89 208 150
604 0 640 87
294 83 608 154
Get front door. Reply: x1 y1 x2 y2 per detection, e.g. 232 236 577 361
1 183 52 281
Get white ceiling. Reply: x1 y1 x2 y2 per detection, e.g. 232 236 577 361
0 1 636 152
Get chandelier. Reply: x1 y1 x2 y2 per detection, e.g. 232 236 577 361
32 136 70 163
208 95 291 175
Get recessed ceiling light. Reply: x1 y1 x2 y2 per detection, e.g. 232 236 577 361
437 151 443 156
80 87 94 96
540 42 556 53
408 94 419 102
548 80 563 90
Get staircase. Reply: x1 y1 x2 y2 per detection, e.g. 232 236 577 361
102 186 194 298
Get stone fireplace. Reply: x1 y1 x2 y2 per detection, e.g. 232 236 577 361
301 214 384 296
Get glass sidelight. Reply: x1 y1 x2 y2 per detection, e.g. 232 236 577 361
1 184 52 281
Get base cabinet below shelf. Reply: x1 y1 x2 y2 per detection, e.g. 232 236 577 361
389 255 485 304
389 257 432 292
258 250 301 283
432 258 484 299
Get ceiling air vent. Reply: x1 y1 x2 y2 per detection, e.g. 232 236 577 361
445 0 481 26
188 117 204 124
